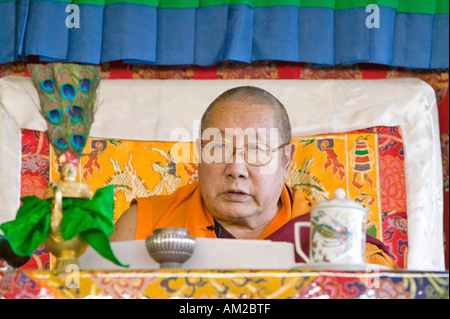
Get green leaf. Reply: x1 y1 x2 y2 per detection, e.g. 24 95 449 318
0 196 51 256
0 185 127 267
82 230 129 268
60 185 127 267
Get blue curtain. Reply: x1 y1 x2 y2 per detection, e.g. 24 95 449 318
0 0 448 68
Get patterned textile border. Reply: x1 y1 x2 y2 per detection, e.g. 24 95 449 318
18 130 51 270
1 62 447 102
0 269 448 299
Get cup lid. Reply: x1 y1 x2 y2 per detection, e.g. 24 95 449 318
311 188 368 213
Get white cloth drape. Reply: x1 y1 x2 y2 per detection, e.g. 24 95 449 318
0 76 444 270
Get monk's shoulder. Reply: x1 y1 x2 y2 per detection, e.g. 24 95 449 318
111 183 200 241
110 203 138 242
141 183 199 216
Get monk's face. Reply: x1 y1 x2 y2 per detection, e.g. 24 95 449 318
198 100 294 227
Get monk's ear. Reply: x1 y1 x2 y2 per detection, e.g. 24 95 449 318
195 138 202 163
283 143 296 176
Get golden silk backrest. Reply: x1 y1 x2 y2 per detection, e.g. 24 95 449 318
48 127 407 268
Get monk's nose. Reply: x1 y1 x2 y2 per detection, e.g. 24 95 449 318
225 152 249 179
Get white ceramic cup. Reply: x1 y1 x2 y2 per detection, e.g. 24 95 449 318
294 188 368 264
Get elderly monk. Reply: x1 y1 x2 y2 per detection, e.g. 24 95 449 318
110 86 398 270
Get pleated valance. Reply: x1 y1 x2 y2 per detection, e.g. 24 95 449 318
0 0 448 68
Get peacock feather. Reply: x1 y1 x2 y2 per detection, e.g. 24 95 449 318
28 63 101 161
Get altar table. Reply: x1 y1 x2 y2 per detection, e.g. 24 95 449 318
0 269 448 299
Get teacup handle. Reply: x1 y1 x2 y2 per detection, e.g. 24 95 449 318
294 222 310 263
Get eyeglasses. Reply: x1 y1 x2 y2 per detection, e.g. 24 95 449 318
200 140 290 166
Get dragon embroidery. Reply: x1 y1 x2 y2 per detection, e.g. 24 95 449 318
147 146 182 196
287 156 329 204
105 153 150 202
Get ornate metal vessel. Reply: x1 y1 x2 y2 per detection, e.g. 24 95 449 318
43 158 92 271
146 228 196 269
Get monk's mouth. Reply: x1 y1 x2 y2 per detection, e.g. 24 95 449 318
222 190 251 202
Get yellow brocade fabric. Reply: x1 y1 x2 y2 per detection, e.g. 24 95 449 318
50 133 382 239
4 269 446 299
289 133 382 239
50 131 396 268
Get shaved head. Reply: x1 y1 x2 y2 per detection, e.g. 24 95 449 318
200 86 292 144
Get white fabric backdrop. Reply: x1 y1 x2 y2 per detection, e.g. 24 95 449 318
0 76 444 270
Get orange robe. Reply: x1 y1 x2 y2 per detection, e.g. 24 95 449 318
133 182 398 269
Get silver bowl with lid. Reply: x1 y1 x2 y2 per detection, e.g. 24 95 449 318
146 228 196 269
